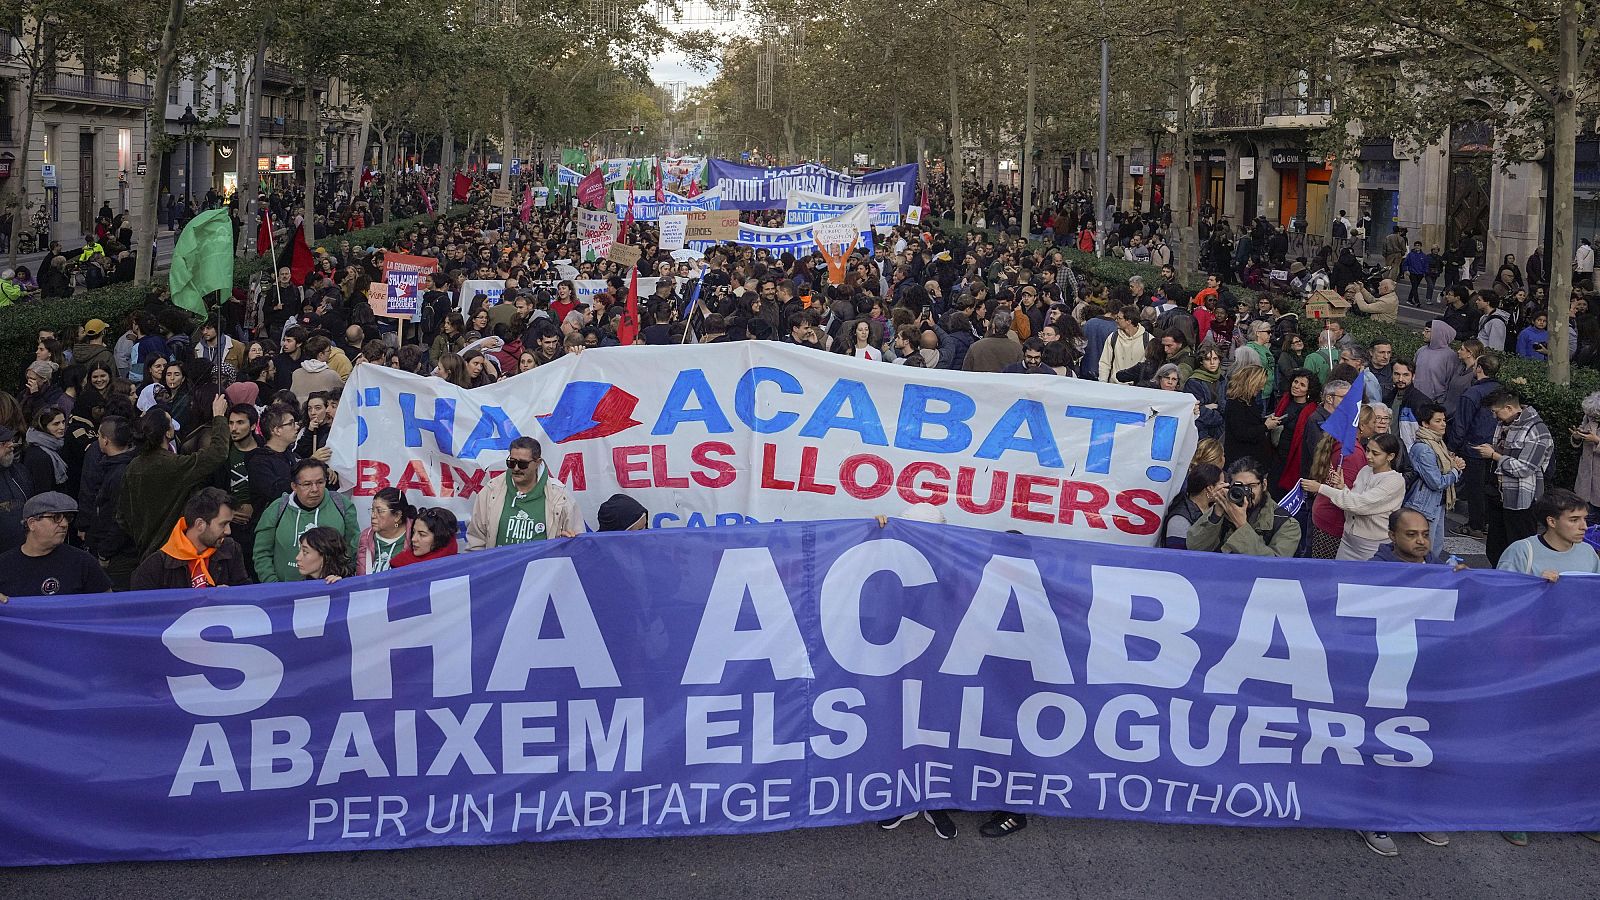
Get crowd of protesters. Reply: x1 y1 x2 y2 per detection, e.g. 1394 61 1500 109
0 170 1596 853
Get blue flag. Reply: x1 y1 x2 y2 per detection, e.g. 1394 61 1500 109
680 268 704 321
1322 370 1368 453
1277 482 1306 516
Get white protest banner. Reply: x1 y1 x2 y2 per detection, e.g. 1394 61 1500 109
609 187 723 222
533 186 549 207
784 188 900 227
658 214 688 251
690 203 874 256
576 207 615 261
573 277 658 305
457 279 506 317
329 342 1197 541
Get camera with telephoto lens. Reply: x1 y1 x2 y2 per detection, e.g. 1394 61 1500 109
1227 483 1253 506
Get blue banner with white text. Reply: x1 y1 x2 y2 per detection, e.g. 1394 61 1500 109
707 160 919 212
2 519 1598 866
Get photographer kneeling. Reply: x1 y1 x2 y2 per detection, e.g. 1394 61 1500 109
1185 457 1301 557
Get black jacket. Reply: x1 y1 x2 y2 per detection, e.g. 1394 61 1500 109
129 537 250 590
79 446 134 559
246 445 297 509
0 459 33 554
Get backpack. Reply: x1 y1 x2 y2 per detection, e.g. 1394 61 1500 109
1332 220 1348 240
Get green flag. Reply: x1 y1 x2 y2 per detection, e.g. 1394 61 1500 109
169 207 234 318
544 159 557 193
562 148 587 170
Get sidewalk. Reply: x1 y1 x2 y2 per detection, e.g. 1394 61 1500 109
2 230 180 276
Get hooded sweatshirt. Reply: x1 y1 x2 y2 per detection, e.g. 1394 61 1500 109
290 358 344 399
1413 319 1460 402
252 490 359 583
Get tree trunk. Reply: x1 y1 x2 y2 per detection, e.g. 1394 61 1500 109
356 102 373 189
498 87 513 191
134 0 186 284
1171 36 1200 279
1020 0 1036 241
242 24 267 256
947 31 963 225
381 128 394 222
1548 0 1578 385
302 76 317 249
8 73 35 270
436 117 453 215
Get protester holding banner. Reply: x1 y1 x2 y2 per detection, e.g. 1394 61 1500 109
294 525 353 584
0 492 109 600
464 437 579 550
391 506 459 568
252 459 359 583
355 487 414 575
129 487 249 590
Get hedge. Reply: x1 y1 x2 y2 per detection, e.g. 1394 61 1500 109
0 209 463 391
935 220 1599 485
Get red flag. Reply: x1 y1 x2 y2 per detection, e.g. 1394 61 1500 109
288 221 314 284
520 185 534 223
419 185 434 215
256 208 271 257
617 268 640 346
685 175 700 199
654 158 665 203
452 172 471 202
360 167 375 189
576 166 606 208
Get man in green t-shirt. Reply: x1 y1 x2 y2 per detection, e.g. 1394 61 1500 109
466 436 579 550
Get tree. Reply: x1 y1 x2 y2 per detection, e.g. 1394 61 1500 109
1330 0 1600 385
0 1 101 268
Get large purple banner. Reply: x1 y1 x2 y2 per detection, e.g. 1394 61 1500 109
1 519 1598 866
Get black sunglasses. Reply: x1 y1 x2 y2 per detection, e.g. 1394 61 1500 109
505 457 535 470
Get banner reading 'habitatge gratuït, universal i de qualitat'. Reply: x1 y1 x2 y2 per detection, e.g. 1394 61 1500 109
323 342 1200 542
2 520 1598 866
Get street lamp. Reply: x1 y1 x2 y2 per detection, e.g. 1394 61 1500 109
323 123 339 192
178 104 199 203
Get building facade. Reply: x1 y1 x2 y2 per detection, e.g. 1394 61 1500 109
0 26 151 247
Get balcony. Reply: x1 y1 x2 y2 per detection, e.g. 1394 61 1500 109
37 74 151 112
262 62 297 85
1190 97 1332 132
258 115 310 137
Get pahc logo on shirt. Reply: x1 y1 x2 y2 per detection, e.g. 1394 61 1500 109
505 508 546 543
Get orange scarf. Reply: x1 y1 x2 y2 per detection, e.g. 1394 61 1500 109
161 517 217 588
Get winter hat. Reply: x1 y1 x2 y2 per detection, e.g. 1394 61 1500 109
597 494 648 532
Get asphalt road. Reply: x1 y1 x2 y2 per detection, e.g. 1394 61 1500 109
6 817 1599 899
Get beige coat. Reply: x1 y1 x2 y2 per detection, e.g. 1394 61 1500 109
466 470 581 550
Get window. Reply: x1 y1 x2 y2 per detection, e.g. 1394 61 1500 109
168 79 178 106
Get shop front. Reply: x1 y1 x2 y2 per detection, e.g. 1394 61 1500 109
1271 146 1331 231
1358 138 1401 245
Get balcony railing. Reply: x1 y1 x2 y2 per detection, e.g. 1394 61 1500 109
1190 97 1332 130
262 62 297 84
39 74 151 104
258 115 310 136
